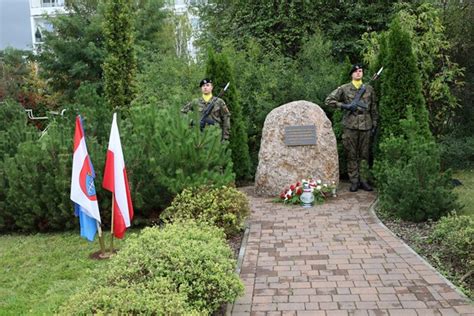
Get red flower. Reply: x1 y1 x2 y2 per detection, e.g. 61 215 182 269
290 184 295 191
280 192 286 199
296 181 301 187
296 187 303 195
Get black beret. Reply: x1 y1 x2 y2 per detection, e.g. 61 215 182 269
349 64 363 76
199 78 212 87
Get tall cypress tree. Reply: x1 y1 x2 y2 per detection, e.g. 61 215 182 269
379 17 431 142
103 0 137 110
206 49 252 182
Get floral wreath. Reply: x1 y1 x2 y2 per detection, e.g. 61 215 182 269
277 178 336 205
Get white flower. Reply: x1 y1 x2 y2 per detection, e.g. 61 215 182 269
323 184 328 187
316 185 322 190
317 179 322 184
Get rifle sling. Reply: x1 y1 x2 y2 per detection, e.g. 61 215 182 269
200 96 218 125
353 84 366 106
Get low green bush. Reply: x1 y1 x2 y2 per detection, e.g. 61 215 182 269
374 114 459 222
431 214 474 276
0 100 39 230
60 277 201 315
61 221 243 314
439 134 474 170
123 104 235 217
161 185 250 237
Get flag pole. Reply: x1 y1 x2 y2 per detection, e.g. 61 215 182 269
96 222 106 256
110 195 115 254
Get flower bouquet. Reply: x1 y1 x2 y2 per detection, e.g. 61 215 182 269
276 178 336 206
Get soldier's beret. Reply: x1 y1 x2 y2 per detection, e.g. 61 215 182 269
200 78 212 87
349 64 363 76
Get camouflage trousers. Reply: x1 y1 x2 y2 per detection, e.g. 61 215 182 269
342 128 370 184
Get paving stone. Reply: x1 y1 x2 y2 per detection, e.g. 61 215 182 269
229 187 474 315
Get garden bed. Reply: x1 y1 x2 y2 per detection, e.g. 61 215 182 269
375 210 473 299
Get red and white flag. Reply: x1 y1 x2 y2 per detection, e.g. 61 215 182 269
103 113 133 238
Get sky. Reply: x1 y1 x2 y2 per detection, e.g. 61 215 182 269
0 0 32 50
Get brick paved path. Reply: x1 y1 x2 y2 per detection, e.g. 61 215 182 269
230 186 474 316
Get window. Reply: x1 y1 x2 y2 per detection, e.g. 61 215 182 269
41 0 64 8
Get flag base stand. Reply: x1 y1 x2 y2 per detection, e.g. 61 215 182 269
89 249 117 260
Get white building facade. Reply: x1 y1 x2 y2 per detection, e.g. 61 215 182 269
29 0 66 49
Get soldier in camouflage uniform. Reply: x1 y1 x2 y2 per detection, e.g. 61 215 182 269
325 64 378 192
181 78 231 141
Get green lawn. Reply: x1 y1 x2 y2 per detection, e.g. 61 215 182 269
453 169 474 217
0 230 133 315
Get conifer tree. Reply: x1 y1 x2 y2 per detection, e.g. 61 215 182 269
379 17 431 142
103 0 137 109
206 50 252 181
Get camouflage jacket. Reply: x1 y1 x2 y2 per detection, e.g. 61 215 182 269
325 82 378 131
181 96 231 140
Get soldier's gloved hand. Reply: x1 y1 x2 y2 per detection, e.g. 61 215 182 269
341 103 356 112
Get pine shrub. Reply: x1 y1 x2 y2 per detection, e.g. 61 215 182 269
161 185 250 237
61 221 243 314
123 104 235 217
374 114 459 222
0 100 39 230
3 118 105 232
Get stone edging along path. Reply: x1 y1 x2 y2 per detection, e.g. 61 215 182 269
228 185 474 315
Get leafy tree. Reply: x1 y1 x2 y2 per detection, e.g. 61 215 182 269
103 0 137 110
133 52 203 110
38 0 170 101
396 2 464 136
199 0 396 60
361 3 464 137
38 0 106 100
438 0 474 136
206 49 252 181
0 48 33 102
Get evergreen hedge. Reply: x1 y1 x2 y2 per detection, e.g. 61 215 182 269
60 221 243 314
161 185 250 237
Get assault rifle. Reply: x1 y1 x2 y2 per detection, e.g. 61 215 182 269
200 82 230 131
346 66 384 111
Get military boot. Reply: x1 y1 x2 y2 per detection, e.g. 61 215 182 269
349 182 359 192
359 181 373 191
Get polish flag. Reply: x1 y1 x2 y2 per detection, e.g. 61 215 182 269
103 113 133 238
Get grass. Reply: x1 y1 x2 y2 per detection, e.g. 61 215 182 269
453 169 474 217
0 230 134 315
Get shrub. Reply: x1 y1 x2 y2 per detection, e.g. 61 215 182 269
439 134 474 170
161 185 249 237
61 221 243 314
123 104 235 217
3 116 105 232
374 114 459 222
0 100 39 230
3 120 72 231
60 277 201 315
431 214 474 290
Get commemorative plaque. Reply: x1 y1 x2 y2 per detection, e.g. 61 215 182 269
284 125 317 146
